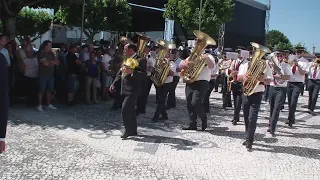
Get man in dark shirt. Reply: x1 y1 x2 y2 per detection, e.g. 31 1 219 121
66 45 82 106
37 40 59 112
0 53 9 153
110 58 144 139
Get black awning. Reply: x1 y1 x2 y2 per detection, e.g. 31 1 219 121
129 5 165 32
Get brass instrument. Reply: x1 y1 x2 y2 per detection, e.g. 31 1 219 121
181 30 216 83
243 42 271 96
150 39 176 87
313 58 320 67
136 33 150 58
116 36 133 57
268 52 285 85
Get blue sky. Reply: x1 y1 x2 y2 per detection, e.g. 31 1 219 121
256 0 319 52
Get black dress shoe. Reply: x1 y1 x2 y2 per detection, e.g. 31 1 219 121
121 133 129 139
232 121 237 126
182 126 197 130
285 120 289 124
201 121 207 131
159 116 168 120
246 141 253 151
152 117 159 122
242 140 248 146
267 128 271 132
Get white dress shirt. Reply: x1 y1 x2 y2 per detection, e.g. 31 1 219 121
270 62 292 87
174 58 182 76
309 64 320 80
147 56 156 76
289 57 309 83
238 61 273 93
165 61 176 84
0 48 10 65
102 54 112 70
211 64 219 79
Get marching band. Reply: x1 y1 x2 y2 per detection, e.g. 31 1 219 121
109 31 320 151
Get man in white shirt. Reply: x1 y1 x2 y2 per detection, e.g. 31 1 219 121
230 49 248 125
221 54 232 109
237 55 273 151
179 51 215 131
286 47 309 126
152 51 176 122
167 50 181 109
307 53 320 115
267 51 292 135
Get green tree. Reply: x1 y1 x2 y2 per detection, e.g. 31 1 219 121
16 8 53 42
163 0 234 36
55 0 131 43
266 30 294 51
0 0 77 40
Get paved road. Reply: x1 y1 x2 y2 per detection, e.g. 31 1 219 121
1 83 320 180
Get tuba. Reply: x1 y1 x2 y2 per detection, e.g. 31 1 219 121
181 30 216 83
150 39 176 87
243 42 271 96
136 33 150 58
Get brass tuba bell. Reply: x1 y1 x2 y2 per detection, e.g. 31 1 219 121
150 39 176 87
181 30 216 83
136 33 150 58
243 42 271 96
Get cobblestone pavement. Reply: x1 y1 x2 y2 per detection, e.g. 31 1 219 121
1 83 320 180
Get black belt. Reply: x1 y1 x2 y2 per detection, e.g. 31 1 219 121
310 79 320 81
289 82 303 84
259 82 265 85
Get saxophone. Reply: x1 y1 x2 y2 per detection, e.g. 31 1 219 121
150 39 176 87
243 42 271 96
181 30 216 83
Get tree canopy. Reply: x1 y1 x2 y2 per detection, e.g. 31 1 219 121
163 0 234 36
266 30 294 51
16 8 53 42
55 0 131 43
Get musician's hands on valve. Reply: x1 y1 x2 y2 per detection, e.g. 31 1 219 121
273 74 282 80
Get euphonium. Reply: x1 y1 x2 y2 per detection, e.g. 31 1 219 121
136 33 150 58
150 39 176 87
313 58 320 68
243 42 271 96
181 30 216 83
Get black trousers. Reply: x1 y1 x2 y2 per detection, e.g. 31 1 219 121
112 80 123 108
122 94 138 134
287 82 303 123
154 83 170 118
281 87 287 109
167 76 180 108
242 92 263 142
268 86 286 133
214 74 221 91
203 79 216 113
25 76 38 106
232 82 243 122
222 76 232 108
263 85 270 101
307 79 320 111
186 80 209 127
137 76 151 113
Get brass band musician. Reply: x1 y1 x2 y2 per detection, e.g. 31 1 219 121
307 53 320 116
